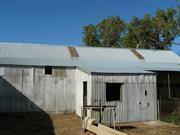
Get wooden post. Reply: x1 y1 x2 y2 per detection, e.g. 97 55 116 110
100 100 102 124
83 105 116 126
113 108 116 130
168 73 171 99
81 106 83 133
157 100 160 120
159 95 162 120
90 108 92 118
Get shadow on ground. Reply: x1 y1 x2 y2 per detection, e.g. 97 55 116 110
0 76 55 135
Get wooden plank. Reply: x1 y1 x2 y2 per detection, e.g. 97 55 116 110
98 124 127 135
86 124 115 135
83 117 127 135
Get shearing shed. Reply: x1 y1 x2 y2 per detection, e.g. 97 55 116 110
0 43 180 123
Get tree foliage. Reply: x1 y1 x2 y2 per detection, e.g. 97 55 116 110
82 24 100 47
124 15 152 49
83 16 126 47
82 7 180 49
96 16 126 47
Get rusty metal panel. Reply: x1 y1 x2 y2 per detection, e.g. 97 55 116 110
53 68 67 77
68 47 79 58
131 49 145 60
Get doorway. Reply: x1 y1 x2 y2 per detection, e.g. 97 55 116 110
83 81 87 116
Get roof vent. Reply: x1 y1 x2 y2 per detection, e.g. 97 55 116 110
131 49 145 60
68 47 79 58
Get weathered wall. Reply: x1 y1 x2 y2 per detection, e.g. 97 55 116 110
75 69 91 116
91 74 157 123
0 66 76 113
0 65 158 123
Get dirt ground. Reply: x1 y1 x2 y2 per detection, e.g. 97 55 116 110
116 121 180 135
0 113 179 135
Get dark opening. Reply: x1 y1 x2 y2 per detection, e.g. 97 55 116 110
171 84 180 98
83 81 87 116
45 66 52 75
157 72 180 99
83 81 87 97
145 90 147 96
106 83 122 101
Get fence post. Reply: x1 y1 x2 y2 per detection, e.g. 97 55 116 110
159 96 162 120
157 100 160 120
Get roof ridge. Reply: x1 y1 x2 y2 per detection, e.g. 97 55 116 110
0 42 173 52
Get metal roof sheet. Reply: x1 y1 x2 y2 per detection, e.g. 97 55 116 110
75 47 139 62
0 43 180 73
0 43 71 60
78 65 154 74
75 46 180 63
138 49 180 63
75 60 180 73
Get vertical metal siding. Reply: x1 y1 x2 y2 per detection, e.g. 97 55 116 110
0 66 76 113
0 65 157 123
91 74 157 123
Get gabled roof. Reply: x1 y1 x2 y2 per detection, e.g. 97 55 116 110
0 42 180 74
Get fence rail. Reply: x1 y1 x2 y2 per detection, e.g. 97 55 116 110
158 98 180 121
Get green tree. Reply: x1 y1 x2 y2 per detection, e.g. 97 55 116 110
82 24 100 47
150 8 179 49
124 8 180 49
83 16 126 47
96 16 126 47
83 7 180 49
124 15 152 49
174 6 180 45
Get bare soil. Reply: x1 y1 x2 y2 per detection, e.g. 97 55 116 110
116 121 180 135
0 113 179 135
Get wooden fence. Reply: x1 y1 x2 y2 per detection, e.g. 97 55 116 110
158 98 180 121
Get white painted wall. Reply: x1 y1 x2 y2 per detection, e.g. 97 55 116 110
75 69 91 117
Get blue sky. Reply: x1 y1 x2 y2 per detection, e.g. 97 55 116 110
0 0 179 54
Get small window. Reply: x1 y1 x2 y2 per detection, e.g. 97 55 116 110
106 83 122 101
45 66 52 75
145 90 147 96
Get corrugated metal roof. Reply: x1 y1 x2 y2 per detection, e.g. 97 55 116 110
78 65 154 74
75 47 140 62
0 43 71 60
75 46 180 63
76 60 180 73
0 43 180 73
138 49 180 63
